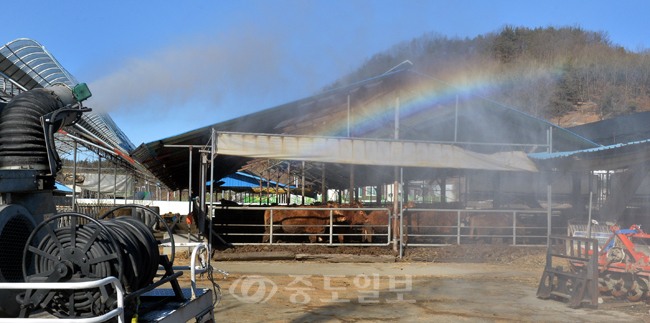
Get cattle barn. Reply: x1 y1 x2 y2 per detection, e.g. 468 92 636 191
131 67 617 251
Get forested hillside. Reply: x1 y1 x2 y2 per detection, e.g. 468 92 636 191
327 25 650 127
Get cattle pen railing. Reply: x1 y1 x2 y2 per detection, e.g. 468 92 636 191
402 208 560 247
210 206 393 246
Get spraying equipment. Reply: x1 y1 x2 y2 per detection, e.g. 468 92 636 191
0 83 90 316
0 85 222 321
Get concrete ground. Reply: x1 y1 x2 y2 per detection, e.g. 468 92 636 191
182 261 647 323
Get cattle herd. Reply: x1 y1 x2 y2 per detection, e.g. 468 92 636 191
259 201 536 245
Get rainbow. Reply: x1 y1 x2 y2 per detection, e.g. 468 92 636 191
318 66 568 138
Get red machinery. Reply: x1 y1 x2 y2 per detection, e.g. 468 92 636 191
592 225 650 301
537 224 650 307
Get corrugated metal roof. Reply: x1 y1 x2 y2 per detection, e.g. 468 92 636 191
567 111 650 146
528 139 650 160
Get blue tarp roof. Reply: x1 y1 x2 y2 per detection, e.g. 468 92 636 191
210 172 295 189
528 139 650 160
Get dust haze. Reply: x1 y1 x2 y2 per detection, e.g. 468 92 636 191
87 28 291 116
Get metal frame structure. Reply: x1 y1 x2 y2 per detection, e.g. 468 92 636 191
184 120 561 256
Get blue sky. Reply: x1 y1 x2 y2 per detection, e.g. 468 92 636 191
3 0 650 146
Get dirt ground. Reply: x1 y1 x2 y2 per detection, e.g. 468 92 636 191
214 244 548 269
170 245 650 322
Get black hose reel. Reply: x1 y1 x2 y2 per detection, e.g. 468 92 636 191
18 207 178 318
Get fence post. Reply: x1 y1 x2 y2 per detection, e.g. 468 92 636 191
329 209 333 245
457 211 461 245
387 208 391 246
512 211 517 246
270 209 273 244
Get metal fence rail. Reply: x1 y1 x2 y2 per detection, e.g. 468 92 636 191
210 206 392 246
403 208 560 246
210 205 564 246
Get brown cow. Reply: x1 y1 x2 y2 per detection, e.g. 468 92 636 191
402 210 466 244
333 203 369 243
362 208 391 243
262 203 348 243
468 213 525 244
362 201 416 243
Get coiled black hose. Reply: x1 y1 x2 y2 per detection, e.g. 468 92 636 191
25 213 159 317
0 88 64 169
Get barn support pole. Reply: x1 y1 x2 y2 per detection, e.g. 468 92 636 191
287 163 291 205
301 161 305 205
393 170 399 252
457 174 461 204
97 154 101 205
465 171 469 206
547 179 552 249
587 190 594 239
266 162 271 204
203 129 227 245
546 128 553 250
113 163 117 205
399 167 404 259
440 176 447 204
199 152 207 217
349 165 355 204
276 169 280 204
549 126 553 153
259 172 263 205
188 146 193 215
321 164 326 203
376 184 381 204
72 141 77 211
403 176 408 205
454 94 458 142
393 95 400 252
347 94 351 137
